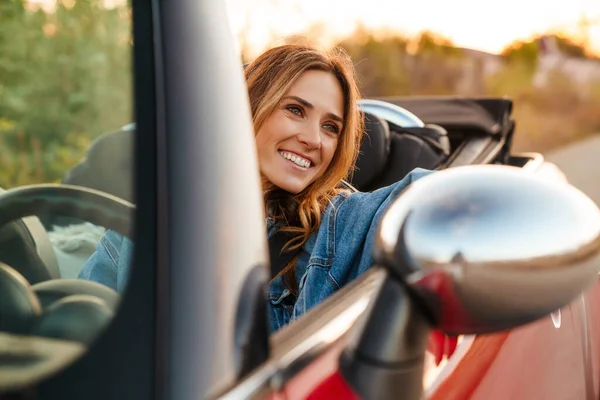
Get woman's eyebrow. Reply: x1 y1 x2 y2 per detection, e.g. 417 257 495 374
283 96 343 123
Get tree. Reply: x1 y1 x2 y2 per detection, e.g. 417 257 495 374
502 34 590 69
337 28 464 96
337 28 411 96
413 31 461 57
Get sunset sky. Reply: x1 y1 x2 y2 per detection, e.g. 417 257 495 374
225 0 600 56
26 0 600 56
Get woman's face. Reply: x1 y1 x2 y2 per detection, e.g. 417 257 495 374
255 70 344 194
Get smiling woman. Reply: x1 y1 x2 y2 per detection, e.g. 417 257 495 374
241 46 432 333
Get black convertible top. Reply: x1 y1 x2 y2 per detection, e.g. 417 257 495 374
377 96 514 137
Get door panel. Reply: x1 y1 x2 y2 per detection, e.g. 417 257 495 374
469 303 586 400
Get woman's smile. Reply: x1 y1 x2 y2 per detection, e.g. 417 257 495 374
278 150 313 169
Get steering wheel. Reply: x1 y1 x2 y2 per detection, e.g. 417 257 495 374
0 184 133 235
0 184 133 334
0 184 133 282
0 185 134 391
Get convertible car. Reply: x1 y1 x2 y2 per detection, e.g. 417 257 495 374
0 1 599 400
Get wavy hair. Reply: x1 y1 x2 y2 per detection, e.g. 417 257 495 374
245 44 363 293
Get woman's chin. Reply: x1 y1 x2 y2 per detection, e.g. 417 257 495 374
276 184 304 195
270 177 308 195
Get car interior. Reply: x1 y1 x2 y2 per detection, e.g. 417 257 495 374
0 96 460 394
0 96 514 338
0 99 507 400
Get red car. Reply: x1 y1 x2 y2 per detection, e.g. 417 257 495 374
1 1 599 399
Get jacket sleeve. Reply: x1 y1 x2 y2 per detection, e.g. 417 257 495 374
329 168 434 286
78 229 134 294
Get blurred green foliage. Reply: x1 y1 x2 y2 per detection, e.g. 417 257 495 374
0 0 132 188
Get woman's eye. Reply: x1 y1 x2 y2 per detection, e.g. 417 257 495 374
323 124 340 134
286 106 303 116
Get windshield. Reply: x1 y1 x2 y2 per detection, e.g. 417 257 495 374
0 0 134 390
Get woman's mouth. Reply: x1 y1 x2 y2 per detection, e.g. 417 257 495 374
278 150 312 169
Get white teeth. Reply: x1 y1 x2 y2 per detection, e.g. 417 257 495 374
279 151 311 168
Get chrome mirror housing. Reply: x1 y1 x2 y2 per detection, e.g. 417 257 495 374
375 165 600 335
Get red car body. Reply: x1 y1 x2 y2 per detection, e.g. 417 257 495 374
277 278 600 399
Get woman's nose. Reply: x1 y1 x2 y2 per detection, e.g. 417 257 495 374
297 123 321 149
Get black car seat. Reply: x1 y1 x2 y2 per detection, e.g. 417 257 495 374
371 122 449 189
350 112 391 191
350 113 450 192
0 262 117 343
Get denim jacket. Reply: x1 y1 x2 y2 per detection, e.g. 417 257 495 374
78 168 432 333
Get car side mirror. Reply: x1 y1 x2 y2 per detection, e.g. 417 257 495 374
340 165 600 400
375 165 600 335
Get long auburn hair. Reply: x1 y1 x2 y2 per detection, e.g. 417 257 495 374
245 44 364 294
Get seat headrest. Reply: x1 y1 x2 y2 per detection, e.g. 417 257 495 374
350 112 391 190
63 127 134 203
388 122 451 157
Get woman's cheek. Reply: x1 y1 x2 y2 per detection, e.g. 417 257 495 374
324 138 339 165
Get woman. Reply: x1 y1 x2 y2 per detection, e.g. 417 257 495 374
78 44 432 332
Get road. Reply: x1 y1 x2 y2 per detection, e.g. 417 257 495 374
545 134 600 205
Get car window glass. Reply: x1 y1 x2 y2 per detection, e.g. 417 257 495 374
0 0 133 390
